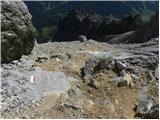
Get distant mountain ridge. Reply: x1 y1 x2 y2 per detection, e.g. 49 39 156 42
25 1 159 43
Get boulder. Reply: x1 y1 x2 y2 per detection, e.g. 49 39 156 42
114 61 127 71
135 85 159 119
1 1 36 63
112 73 134 88
83 57 113 84
78 35 88 42
136 97 159 119
83 57 100 83
154 66 159 80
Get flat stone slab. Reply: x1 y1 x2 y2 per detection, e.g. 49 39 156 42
25 71 71 97
1 68 71 111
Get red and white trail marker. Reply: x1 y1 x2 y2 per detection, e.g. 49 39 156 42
30 75 36 83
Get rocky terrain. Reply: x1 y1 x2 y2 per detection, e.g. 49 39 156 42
1 1 159 119
1 37 159 119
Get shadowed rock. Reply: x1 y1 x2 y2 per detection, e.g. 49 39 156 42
1 1 36 63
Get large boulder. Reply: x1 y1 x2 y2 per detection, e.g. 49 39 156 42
1 1 36 63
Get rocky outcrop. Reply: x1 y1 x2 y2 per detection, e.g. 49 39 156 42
100 12 158 44
55 7 101 41
131 11 159 43
55 7 143 41
1 1 36 63
98 14 142 37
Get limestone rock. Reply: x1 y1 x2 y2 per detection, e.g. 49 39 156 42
154 66 159 80
78 35 88 42
1 1 36 63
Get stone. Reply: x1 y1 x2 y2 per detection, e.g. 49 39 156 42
131 74 139 80
96 57 113 70
50 53 68 60
119 69 126 76
148 71 156 80
62 103 82 111
154 67 159 80
88 79 99 88
35 54 48 62
112 74 134 88
78 35 88 42
136 98 159 118
148 104 159 119
114 60 127 71
83 57 99 83
96 98 115 112
136 84 159 119
68 87 81 98
1 1 36 63
83 57 113 84
123 73 134 88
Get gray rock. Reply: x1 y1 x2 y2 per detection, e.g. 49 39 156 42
119 69 126 76
154 67 159 80
96 98 115 112
1 1 35 63
114 60 127 71
131 74 139 80
83 58 99 83
1 66 72 116
136 98 159 118
36 54 48 62
136 85 159 119
148 71 156 80
68 87 81 98
62 103 82 111
83 57 113 83
112 74 133 87
88 78 98 88
50 53 69 60
78 35 87 42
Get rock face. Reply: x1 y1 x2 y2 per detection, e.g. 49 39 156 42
1 1 36 63
126 12 159 43
55 7 101 41
134 11 159 43
55 7 143 41
98 14 142 37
